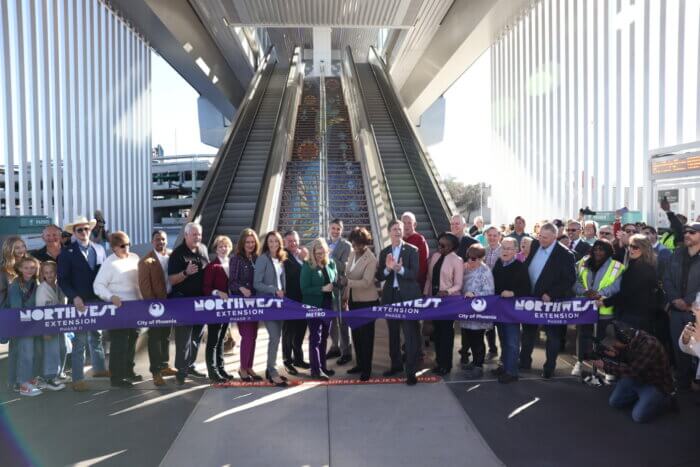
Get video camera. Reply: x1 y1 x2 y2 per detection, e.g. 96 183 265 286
583 337 620 369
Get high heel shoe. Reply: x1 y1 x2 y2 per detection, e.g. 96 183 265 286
265 370 288 387
237 370 253 382
248 370 263 381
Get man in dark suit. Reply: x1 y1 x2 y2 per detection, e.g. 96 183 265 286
57 216 109 391
567 220 591 261
327 219 353 364
376 219 423 385
519 222 577 378
282 231 310 374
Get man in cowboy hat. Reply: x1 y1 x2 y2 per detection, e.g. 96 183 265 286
57 215 109 391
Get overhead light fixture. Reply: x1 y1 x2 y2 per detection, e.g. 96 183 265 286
183 42 193 53
195 57 211 76
212 75 219 84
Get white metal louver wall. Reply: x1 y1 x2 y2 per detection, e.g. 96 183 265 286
489 0 700 223
0 0 152 243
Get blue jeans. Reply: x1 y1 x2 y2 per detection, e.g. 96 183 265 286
7 339 18 387
40 335 62 379
609 377 670 423
15 337 35 384
497 323 520 376
71 331 107 382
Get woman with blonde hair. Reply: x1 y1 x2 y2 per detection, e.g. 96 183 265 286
203 235 234 383
301 238 338 380
601 234 657 332
229 228 262 381
254 231 288 386
35 261 67 391
1 236 28 304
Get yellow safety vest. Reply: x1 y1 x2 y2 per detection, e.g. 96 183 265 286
579 259 625 317
660 232 676 251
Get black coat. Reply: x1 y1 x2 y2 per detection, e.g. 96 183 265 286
493 259 531 297
604 258 658 331
284 256 304 302
525 240 577 299
571 239 591 261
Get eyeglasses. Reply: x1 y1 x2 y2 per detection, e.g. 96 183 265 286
119 243 130 249
628 244 640 250
566 228 580 232
684 230 699 236
75 227 90 234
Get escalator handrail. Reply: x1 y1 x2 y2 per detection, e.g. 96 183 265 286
345 46 397 221
367 46 452 237
204 56 278 248
183 45 276 246
251 47 301 233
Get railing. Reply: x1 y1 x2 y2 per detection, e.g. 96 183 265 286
178 46 276 247
342 46 394 250
366 46 455 236
252 46 304 234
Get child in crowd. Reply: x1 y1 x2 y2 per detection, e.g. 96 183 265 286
35 261 67 391
5 256 42 396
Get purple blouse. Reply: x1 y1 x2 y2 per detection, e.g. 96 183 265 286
229 254 256 295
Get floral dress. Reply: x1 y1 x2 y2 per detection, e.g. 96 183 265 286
461 262 495 331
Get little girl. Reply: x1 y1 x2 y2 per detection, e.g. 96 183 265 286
35 261 66 391
6 256 42 396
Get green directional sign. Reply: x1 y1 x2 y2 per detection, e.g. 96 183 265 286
0 216 53 235
584 211 643 225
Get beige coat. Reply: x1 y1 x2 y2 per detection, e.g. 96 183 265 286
343 248 379 303
424 252 464 296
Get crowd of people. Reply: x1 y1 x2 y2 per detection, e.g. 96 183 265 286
1 203 698 423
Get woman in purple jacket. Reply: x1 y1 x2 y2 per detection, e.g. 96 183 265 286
229 229 262 381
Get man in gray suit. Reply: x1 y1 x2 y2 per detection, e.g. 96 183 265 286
376 219 422 385
326 219 353 364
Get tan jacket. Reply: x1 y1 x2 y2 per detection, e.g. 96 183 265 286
424 252 464 296
343 248 379 303
138 250 169 299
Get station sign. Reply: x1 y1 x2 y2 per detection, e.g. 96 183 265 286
650 150 700 179
584 211 643 224
0 216 53 235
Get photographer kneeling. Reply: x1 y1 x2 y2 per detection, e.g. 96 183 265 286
587 321 675 423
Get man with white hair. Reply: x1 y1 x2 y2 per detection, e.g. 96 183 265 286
469 216 484 237
168 222 210 385
519 222 577 378
402 212 429 291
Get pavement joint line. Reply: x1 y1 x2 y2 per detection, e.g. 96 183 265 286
92 390 110 396
157 386 212 465
445 375 579 384
110 390 156 405
0 398 20 405
75 399 96 406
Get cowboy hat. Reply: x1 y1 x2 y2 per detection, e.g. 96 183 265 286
64 216 97 234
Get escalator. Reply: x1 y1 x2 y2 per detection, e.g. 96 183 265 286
353 48 454 249
188 50 290 247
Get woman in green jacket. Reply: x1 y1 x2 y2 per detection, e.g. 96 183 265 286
301 238 338 380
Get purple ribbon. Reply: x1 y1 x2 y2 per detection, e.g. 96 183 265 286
0 295 599 339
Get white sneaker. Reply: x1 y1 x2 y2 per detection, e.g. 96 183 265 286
19 382 43 397
44 379 66 391
605 373 617 383
571 361 582 376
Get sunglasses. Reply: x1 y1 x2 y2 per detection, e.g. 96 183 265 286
566 228 580 232
600 232 613 236
684 230 699 236
628 244 640 250
119 243 130 249
75 227 90 234
467 257 481 262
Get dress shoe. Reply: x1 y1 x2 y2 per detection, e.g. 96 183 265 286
160 367 178 377
359 373 371 382
490 366 505 377
346 366 361 374
152 373 166 387
294 361 310 370
283 362 299 376
406 374 418 386
110 379 134 388
321 368 335 376
237 370 253 382
175 375 186 386
498 373 518 384
382 367 403 377
208 373 227 384
336 355 352 366
126 373 143 382
188 368 207 379
325 348 341 359
542 369 554 379
248 370 263 381
92 370 111 378
218 369 234 381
